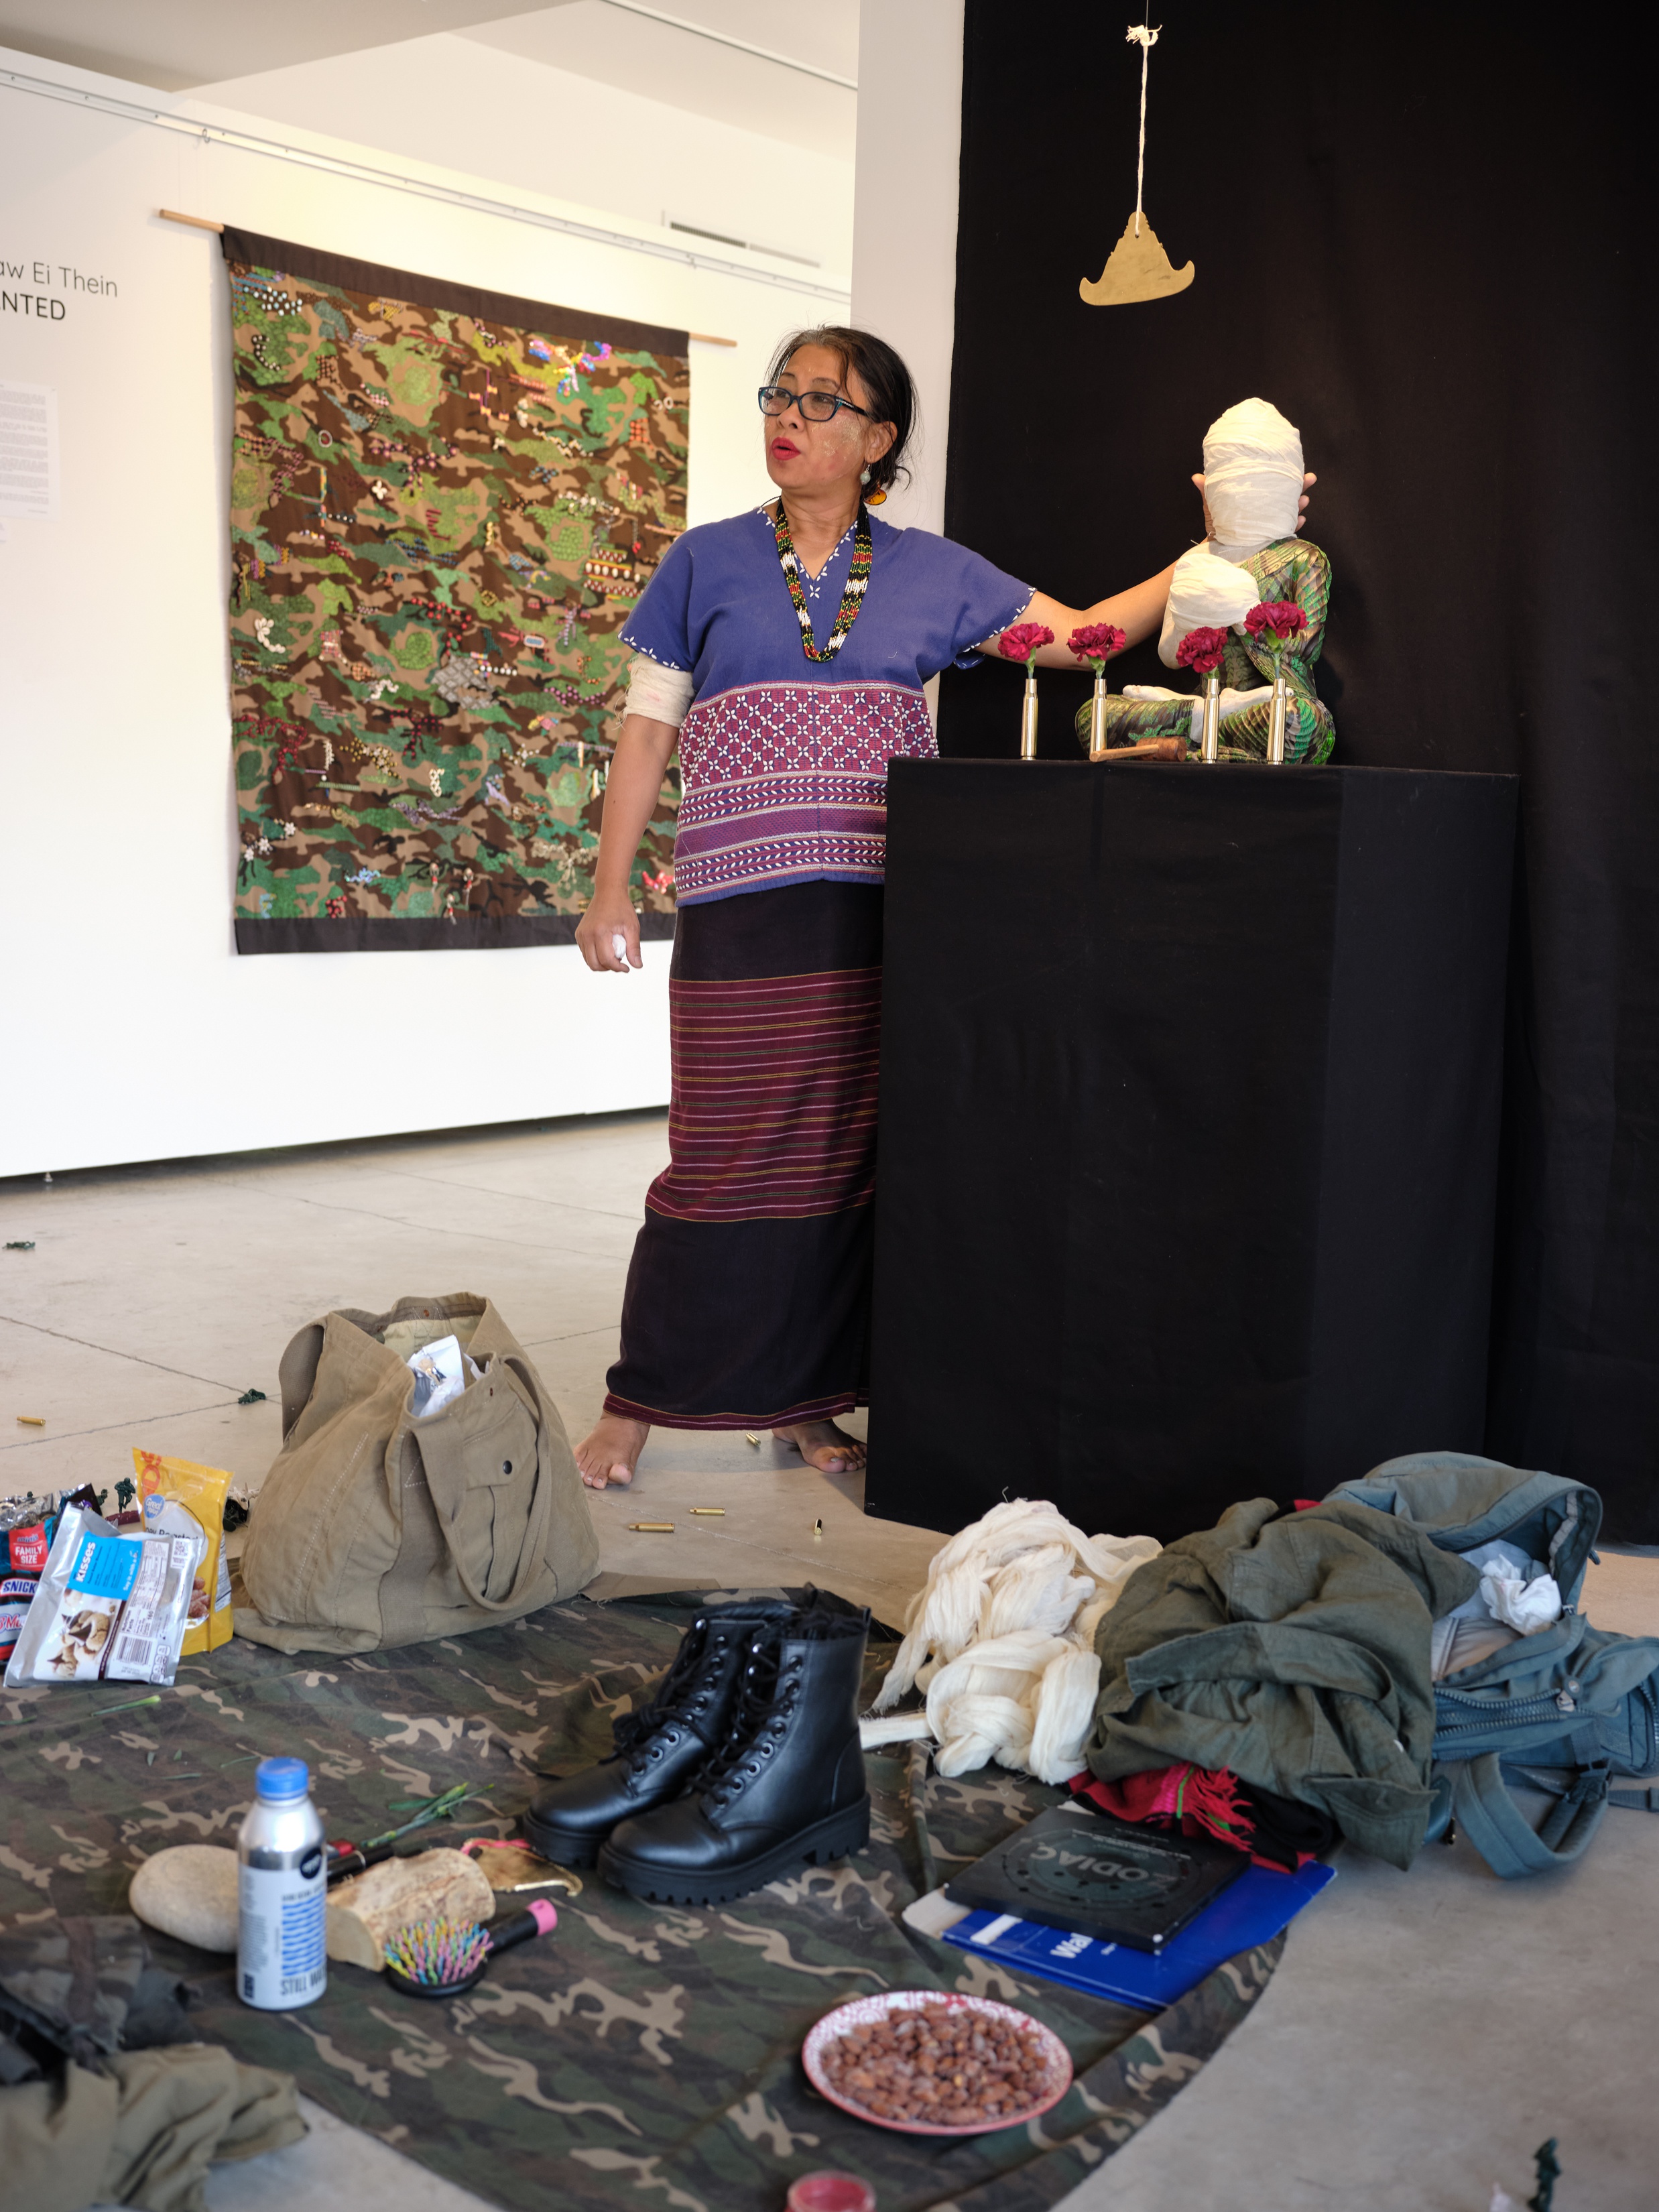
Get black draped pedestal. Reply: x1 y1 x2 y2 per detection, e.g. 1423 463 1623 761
866 761 1518 1544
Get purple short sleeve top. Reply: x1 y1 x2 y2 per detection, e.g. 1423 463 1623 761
621 509 1031 906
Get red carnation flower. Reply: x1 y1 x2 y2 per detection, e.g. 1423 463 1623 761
1176 625 1229 676
1243 601 1307 644
1068 622 1126 666
999 621 1056 671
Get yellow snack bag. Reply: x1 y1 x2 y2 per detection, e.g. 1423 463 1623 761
134 1451 234 1656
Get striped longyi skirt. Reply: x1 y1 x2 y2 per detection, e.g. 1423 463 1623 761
604 881 882 1428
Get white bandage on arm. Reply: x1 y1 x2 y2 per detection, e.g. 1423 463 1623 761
625 653 694 728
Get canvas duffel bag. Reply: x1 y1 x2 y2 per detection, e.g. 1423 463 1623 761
235 1293 599 1655
1331 1451 1659 1876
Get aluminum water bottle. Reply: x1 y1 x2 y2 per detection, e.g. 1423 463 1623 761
237 1756 326 2010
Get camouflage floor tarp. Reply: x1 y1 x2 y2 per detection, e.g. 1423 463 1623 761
0 1592 1281 2211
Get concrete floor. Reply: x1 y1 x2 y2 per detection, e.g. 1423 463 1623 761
3 1112 1656 2212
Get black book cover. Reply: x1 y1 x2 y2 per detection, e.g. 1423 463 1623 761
944 1804 1249 1953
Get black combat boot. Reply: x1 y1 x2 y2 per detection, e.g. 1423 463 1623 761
521 1598 794 1866
597 1589 871 1905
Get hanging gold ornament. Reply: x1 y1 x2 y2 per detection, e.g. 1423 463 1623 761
1079 26 1194 308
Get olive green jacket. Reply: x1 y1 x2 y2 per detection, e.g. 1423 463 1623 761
1087 1497 1480 1867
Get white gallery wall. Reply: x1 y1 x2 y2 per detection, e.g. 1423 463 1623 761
850 0 964 538
199 27 857 279
0 43 853 1178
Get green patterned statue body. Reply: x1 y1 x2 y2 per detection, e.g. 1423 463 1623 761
1076 399 1335 765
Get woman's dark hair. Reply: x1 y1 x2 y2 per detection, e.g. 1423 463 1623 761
767 326 916 498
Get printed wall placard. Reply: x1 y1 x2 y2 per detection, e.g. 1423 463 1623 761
223 227 687 953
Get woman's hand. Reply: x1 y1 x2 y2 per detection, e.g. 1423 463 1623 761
576 711 678 974
576 894 641 973
1192 470 1317 536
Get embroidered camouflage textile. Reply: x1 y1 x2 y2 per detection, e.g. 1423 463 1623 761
222 228 688 950
0 1591 1281 2210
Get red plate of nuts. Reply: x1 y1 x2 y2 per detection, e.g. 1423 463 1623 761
802 1990 1073 2137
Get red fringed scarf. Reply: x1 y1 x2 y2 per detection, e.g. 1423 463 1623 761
1068 1764 1324 1871
1070 1762 1253 1852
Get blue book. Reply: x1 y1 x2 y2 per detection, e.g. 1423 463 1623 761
942 1857 1337 2011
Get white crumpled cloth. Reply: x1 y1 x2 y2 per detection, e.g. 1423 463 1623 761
866 1498 1161 1784
1429 1540 1562 1679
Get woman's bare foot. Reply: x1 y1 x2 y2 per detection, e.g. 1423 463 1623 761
576 1413 649 1489
773 1420 866 1474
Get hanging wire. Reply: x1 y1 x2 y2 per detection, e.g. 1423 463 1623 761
1126 25 1162 236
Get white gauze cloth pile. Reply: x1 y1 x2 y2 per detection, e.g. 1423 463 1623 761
865 1499 1161 1784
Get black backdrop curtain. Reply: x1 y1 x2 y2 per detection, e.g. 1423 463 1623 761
940 2 1659 1536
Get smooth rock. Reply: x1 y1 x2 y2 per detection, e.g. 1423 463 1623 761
129 1843 239 1953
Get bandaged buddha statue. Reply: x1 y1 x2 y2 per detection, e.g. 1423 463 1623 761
1075 398 1335 764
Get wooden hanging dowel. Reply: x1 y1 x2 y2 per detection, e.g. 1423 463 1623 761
158 209 738 345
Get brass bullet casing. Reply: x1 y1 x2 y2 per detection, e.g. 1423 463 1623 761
1267 665 1290 765
689 1507 725 1516
1020 674 1040 761
1088 672 1110 762
627 1522 674 1532
462 1839 583 1898
745 1432 761 1447
1201 670 1221 763
15 1416 44 1427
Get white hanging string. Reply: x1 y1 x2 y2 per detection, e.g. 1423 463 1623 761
1126 25 1160 236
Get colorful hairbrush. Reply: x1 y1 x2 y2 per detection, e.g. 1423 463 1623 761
383 1898 558 1998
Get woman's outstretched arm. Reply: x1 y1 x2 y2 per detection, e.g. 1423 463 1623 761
987 565 1178 668
979 472 1315 668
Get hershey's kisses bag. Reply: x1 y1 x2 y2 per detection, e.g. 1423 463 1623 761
235 1294 598 1654
1331 1452 1659 1878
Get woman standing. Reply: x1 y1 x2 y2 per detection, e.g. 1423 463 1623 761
574 328 1185 1489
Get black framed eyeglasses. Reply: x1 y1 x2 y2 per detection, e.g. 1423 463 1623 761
758 383 869 424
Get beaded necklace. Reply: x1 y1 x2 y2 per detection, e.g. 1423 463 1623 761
798 521 854 605
772 498 872 662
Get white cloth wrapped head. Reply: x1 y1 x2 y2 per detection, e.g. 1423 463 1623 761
868 1498 1160 1785
1203 397 1304 558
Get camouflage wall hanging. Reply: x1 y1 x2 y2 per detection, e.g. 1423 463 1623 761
221 227 688 953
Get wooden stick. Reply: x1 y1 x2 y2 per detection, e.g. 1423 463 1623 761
1093 736 1187 763
159 211 738 345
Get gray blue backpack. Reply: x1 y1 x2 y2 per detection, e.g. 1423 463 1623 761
1331 1452 1659 1878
